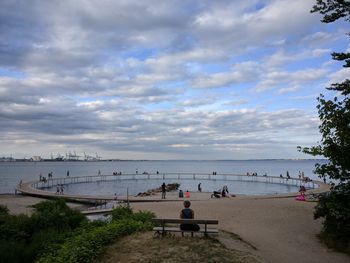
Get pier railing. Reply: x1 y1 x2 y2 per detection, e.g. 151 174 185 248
33 173 318 190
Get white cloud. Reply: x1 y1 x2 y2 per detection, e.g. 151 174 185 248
277 86 300 95
0 0 345 159
192 61 258 89
255 68 328 92
328 68 350 84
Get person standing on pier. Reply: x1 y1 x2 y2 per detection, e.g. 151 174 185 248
286 171 290 179
198 183 202 192
66 170 70 177
161 182 166 199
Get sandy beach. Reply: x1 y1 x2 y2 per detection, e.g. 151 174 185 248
1 192 349 263
130 192 349 263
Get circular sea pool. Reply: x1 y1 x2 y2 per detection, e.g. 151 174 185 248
43 177 302 196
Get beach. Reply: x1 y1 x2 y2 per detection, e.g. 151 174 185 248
1 192 349 263
131 193 349 263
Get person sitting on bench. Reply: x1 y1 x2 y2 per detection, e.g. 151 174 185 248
180 200 200 231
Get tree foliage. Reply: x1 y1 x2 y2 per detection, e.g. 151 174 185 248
301 0 350 252
0 199 86 263
311 0 350 23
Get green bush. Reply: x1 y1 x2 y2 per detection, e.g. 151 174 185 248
132 210 155 223
0 200 155 263
111 205 155 223
0 199 86 263
0 240 34 263
36 219 152 263
0 204 9 215
30 198 87 232
37 205 154 263
110 205 134 221
314 185 350 252
0 213 32 241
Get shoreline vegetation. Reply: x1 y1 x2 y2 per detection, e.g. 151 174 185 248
0 198 154 263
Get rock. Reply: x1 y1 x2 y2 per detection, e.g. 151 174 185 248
136 183 180 196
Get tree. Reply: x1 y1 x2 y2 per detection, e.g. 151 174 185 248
299 0 350 251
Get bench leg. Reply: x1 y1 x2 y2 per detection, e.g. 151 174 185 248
191 232 194 237
182 232 184 237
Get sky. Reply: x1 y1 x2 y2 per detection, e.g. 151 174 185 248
0 0 349 160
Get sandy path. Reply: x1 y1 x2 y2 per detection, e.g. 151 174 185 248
0 194 86 215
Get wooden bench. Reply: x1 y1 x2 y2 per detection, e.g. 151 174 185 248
152 218 219 237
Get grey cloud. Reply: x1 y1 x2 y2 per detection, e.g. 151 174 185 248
192 0 320 51
255 68 328 92
0 101 320 159
0 0 336 159
191 61 259 89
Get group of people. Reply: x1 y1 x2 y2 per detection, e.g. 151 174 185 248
178 189 191 198
38 173 50 183
38 172 54 182
55 184 64 194
161 181 232 199
279 171 291 179
211 185 230 198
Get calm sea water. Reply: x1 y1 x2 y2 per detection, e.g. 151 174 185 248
0 160 327 194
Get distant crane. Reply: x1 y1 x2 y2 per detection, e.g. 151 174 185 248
83 152 102 161
66 151 80 161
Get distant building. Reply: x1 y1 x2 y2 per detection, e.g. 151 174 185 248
0 156 15 162
31 156 42 161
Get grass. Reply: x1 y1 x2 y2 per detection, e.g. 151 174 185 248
96 231 264 263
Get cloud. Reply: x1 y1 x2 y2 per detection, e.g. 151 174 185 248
192 0 319 51
191 61 258 89
276 86 300 95
0 0 345 159
255 68 328 92
328 67 350 84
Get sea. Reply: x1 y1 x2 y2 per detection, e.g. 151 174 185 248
0 159 327 195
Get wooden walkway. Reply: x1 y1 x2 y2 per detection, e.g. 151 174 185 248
16 180 175 204
16 173 327 206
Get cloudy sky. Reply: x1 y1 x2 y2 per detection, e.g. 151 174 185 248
0 0 348 160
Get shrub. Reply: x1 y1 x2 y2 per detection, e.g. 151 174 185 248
37 206 154 263
36 220 152 263
314 185 350 252
0 199 86 263
132 210 155 223
30 198 86 232
110 205 133 221
111 205 155 223
0 205 9 215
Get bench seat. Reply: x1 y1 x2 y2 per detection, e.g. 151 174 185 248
153 226 219 234
152 218 219 237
